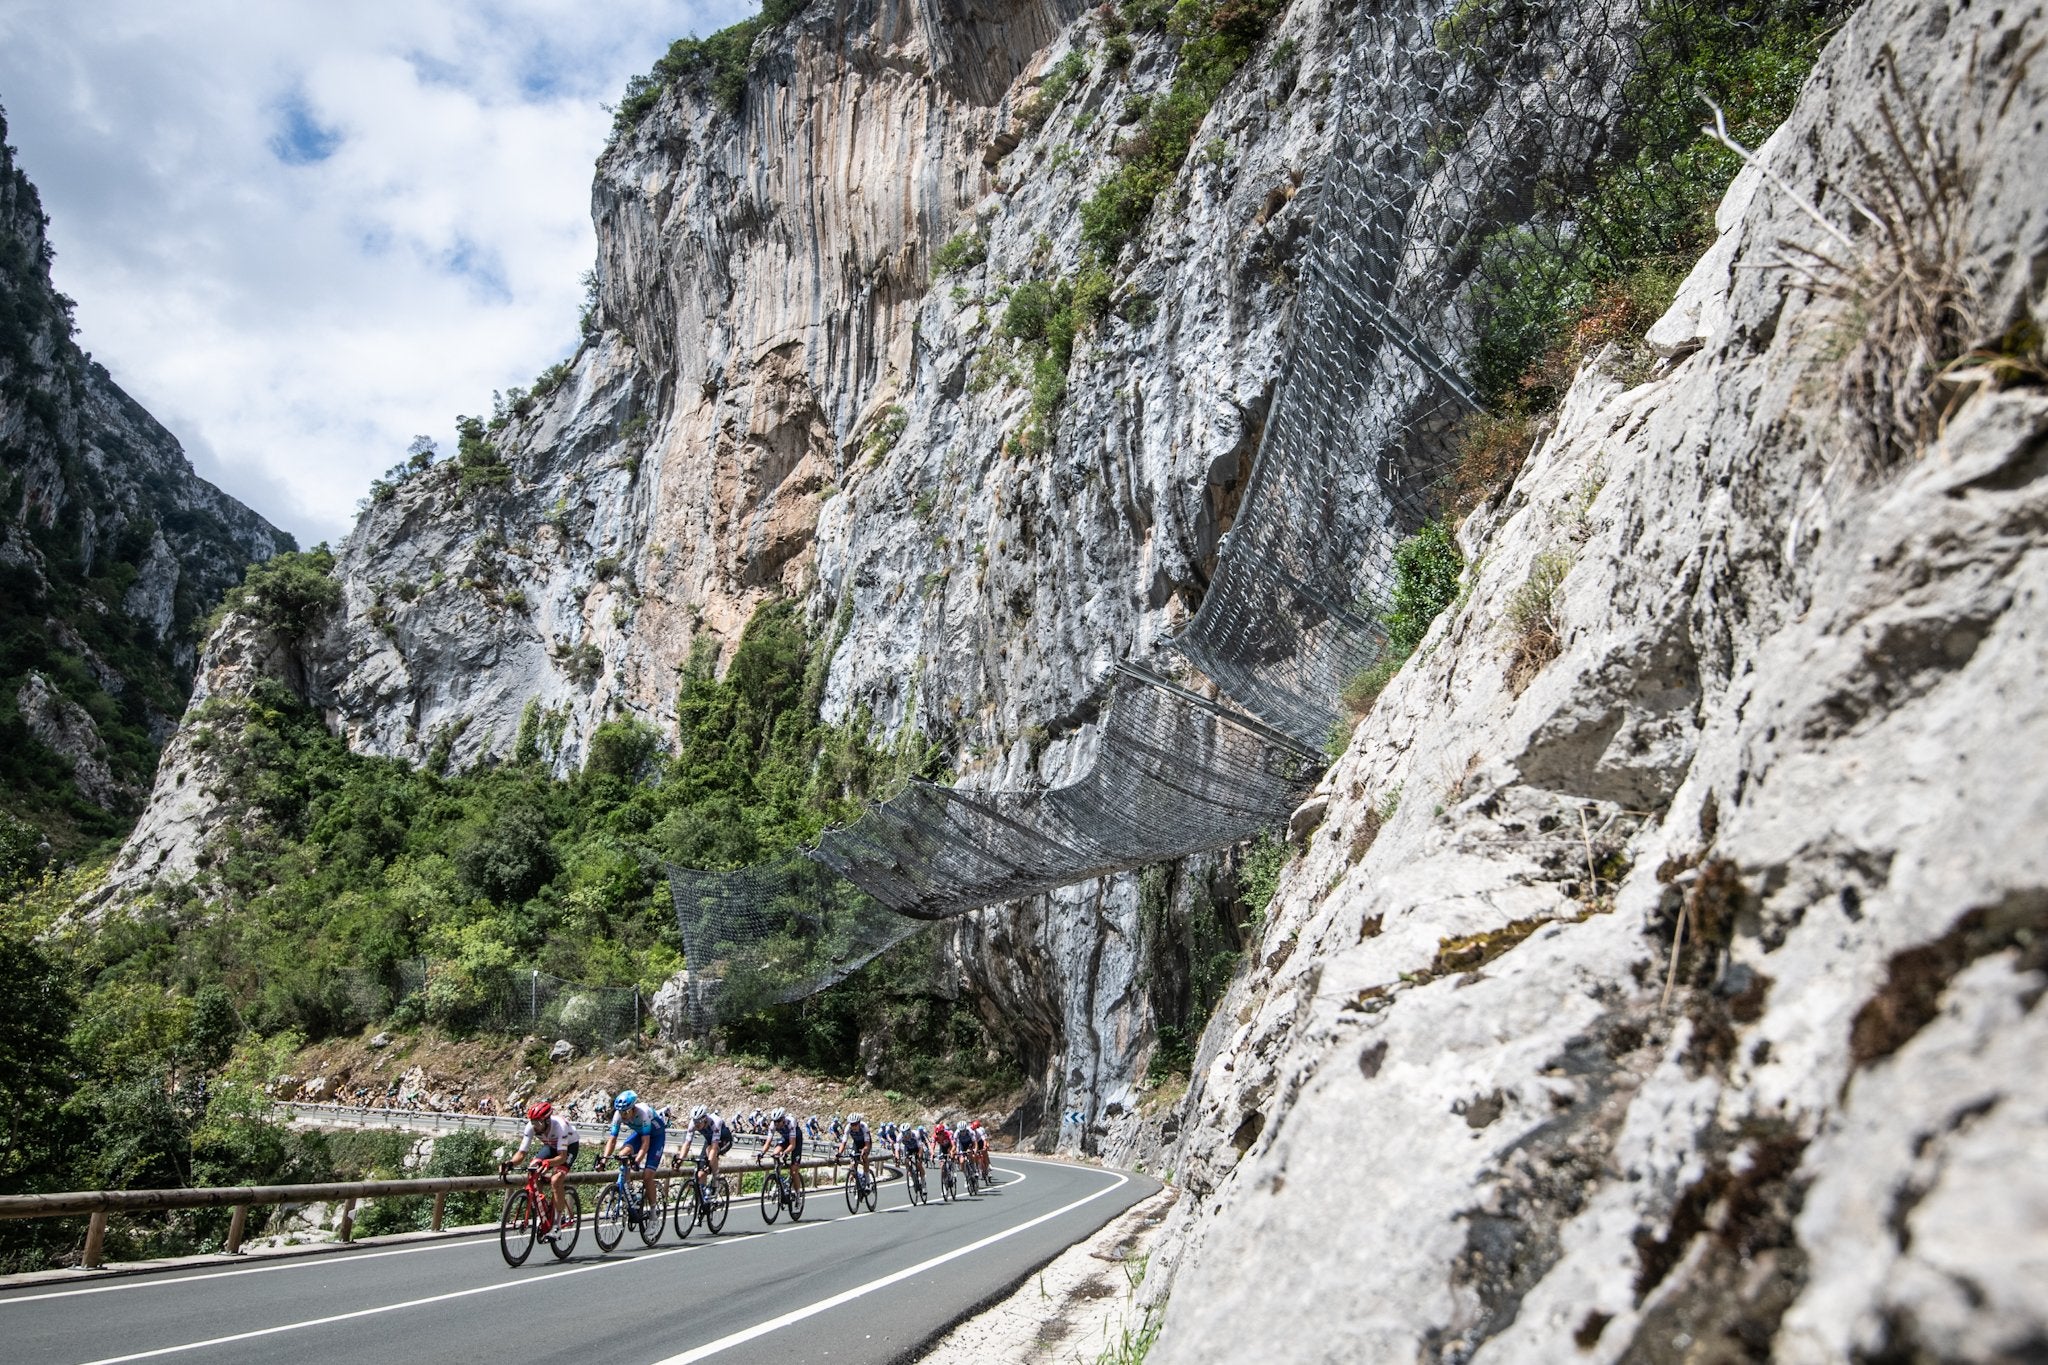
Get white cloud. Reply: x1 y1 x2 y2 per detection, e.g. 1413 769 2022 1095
0 0 756 546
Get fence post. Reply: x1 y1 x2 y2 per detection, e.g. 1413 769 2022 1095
431 1192 446 1232
337 1198 356 1243
634 987 641 1038
226 1204 249 1255
82 1210 107 1269
531 970 538 1024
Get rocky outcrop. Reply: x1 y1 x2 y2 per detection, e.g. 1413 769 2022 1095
104 0 1360 1125
1140 0 2048 1358
1 108 288 836
14 670 125 808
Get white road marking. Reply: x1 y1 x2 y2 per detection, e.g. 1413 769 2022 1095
70 1246 694 1365
650 1161 1130 1364
0 1236 490 1305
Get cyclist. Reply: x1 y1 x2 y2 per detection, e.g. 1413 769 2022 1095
499 1100 577 1225
931 1115 956 1173
952 1120 979 1182
599 1090 666 1221
763 1106 805 1197
970 1120 992 1181
838 1111 873 1190
898 1121 927 1189
684 1105 735 1198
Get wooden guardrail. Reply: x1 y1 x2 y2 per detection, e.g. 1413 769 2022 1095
0 1155 889 1270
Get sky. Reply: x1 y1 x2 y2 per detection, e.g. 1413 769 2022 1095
0 0 756 546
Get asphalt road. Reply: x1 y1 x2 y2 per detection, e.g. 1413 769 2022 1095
1 1156 1156 1365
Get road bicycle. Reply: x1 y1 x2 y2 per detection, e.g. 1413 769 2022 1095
902 1151 929 1207
499 1160 580 1267
843 1157 879 1214
758 1154 806 1224
938 1152 959 1203
964 1152 981 1196
673 1154 731 1237
593 1156 668 1252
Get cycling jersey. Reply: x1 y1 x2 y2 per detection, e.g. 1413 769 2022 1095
899 1128 925 1154
691 1116 735 1157
954 1125 978 1151
612 1102 667 1166
768 1115 802 1156
514 1115 578 1161
933 1126 955 1153
846 1121 870 1153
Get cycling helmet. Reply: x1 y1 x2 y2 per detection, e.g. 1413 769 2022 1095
848 1112 865 1125
614 1090 638 1111
770 1107 787 1121
526 1101 553 1123
690 1104 708 1122
971 1119 984 1130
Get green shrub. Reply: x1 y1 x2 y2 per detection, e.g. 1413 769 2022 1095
455 416 510 492
931 231 987 278
202 546 341 644
1382 519 1463 656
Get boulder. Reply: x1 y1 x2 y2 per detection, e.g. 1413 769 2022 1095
367 1032 392 1050
550 1039 574 1063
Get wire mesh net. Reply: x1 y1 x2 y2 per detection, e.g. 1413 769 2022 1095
667 0 1728 1028
338 959 645 1050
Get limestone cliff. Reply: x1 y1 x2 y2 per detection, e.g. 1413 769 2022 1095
0 107 288 851
111 0 1359 1129
1138 0 2048 1357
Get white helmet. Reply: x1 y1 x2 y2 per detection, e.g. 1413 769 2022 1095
690 1104 708 1122
771 1107 787 1121
848 1112 865 1125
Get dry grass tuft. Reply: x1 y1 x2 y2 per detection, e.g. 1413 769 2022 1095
1504 549 1573 695
1710 50 2008 472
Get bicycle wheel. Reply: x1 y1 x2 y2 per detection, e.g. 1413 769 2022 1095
708 1177 730 1235
638 1181 666 1247
844 1171 861 1214
966 1164 980 1196
760 1175 783 1225
594 1185 628 1252
941 1163 957 1203
789 1175 806 1221
673 1180 697 1240
499 1188 536 1267
548 1187 581 1260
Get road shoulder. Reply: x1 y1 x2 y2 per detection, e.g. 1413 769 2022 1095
915 1169 1176 1364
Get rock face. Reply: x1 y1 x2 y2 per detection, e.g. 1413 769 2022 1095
0 109 288 841
1139 1 2048 1359
115 0 1360 1128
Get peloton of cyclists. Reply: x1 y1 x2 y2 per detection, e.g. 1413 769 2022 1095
500 1100 577 1225
598 1090 667 1222
762 1106 805 1196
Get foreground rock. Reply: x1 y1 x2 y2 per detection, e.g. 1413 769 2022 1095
1141 0 2048 1359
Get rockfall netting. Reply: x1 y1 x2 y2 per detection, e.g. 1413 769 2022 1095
342 959 647 1050
670 0 1744 1028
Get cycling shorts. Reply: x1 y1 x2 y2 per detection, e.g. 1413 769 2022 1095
627 1127 666 1168
534 1141 580 1166
849 1133 870 1153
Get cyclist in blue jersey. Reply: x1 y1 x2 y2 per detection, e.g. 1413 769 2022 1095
762 1106 805 1196
599 1090 666 1219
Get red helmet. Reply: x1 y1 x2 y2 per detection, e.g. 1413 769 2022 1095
526 1101 553 1123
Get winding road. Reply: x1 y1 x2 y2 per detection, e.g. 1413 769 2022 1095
1 1157 1155 1365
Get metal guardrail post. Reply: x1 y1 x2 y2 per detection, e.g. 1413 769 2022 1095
337 1198 356 1243
82 1211 107 1269
431 1192 446 1232
225 1204 248 1255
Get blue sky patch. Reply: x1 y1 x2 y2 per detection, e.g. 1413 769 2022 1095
441 236 513 304
269 91 341 165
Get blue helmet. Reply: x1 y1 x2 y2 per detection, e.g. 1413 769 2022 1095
614 1090 637 1111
